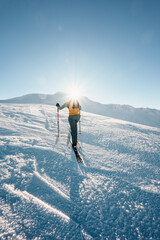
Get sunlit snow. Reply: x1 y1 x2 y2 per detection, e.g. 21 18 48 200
0 104 160 239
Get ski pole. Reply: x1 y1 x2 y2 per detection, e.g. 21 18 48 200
79 119 81 135
57 107 60 137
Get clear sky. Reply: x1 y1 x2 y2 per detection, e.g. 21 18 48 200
0 0 160 109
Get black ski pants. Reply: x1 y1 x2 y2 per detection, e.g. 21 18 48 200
68 114 80 145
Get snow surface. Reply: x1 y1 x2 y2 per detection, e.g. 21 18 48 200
0 104 160 240
1 92 160 129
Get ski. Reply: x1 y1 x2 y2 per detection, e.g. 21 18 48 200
68 133 81 148
72 145 83 162
77 141 81 148
68 134 82 162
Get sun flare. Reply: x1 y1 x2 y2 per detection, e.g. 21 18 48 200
67 83 82 101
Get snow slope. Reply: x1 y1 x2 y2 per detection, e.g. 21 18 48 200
0 104 160 240
1 92 160 129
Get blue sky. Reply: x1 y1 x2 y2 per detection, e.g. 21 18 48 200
0 0 160 109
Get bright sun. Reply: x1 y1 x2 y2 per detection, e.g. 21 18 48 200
67 84 82 101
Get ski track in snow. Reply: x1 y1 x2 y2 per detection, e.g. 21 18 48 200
0 104 160 240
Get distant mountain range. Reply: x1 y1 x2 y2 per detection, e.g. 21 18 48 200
0 92 160 129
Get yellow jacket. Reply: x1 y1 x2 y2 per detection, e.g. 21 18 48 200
59 100 81 116
68 101 80 115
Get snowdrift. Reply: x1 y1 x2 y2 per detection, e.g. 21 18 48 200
0 104 160 239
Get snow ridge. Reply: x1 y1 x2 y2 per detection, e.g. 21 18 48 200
33 157 70 201
3 184 70 222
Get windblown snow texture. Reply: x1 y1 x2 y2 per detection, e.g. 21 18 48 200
0 104 160 239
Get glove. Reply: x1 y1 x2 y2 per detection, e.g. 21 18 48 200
56 103 60 107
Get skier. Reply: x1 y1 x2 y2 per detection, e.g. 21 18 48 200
56 99 81 149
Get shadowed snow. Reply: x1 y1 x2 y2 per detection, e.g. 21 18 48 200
0 104 160 239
